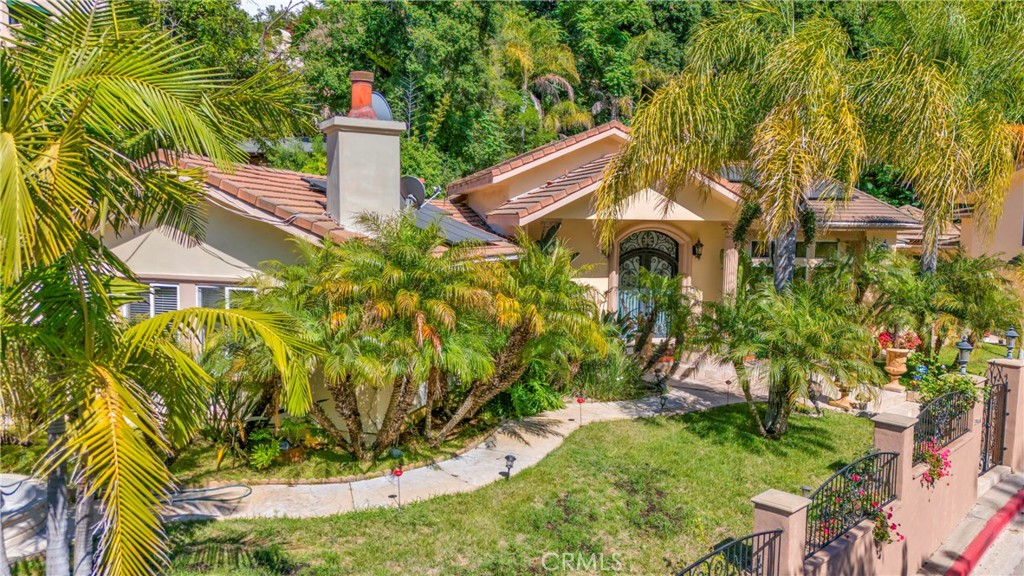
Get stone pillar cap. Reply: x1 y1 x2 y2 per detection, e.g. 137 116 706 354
751 489 811 514
871 412 918 430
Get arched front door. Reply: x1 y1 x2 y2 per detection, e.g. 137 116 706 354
618 230 679 334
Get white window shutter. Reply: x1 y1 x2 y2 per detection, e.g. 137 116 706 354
152 285 178 315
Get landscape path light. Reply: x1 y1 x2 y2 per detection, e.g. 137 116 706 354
504 454 516 479
1005 326 1018 359
956 336 973 375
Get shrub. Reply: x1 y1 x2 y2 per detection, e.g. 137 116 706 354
247 428 281 470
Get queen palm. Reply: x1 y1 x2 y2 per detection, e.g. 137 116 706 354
858 1 1024 274
1 2 312 575
596 1 866 293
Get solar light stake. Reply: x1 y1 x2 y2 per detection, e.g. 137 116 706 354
504 454 516 479
576 396 585 426
393 467 403 508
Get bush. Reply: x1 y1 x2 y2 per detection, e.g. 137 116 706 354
906 353 978 404
247 428 281 470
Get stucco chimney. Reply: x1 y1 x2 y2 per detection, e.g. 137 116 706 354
319 71 405 235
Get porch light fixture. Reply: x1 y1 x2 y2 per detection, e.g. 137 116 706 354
1005 326 1018 359
692 239 704 260
504 454 516 479
956 336 974 374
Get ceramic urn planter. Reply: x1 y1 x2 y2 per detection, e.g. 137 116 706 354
883 348 911 392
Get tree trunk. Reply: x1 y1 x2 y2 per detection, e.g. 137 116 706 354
772 225 797 293
372 377 419 457
72 476 93 576
762 375 793 440
734 361 769 437
308 401 352 452
46 417 70 576
433 324 533 444
324 379 365 461
920 234 939 275
423 368 442 441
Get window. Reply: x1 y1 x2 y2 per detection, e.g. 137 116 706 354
198 285 254 309
127 284 179 320
814 241 839 259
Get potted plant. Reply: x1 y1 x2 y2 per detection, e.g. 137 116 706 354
879 331 921 392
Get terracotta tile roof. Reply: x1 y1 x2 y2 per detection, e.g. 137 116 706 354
157 151 363 242
896 205 960 248
715 174 921 229
446 121 629 194
487 154 614 225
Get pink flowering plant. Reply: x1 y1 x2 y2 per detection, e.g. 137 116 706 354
870 506 904 545
917 440 952 487
877 330 922 351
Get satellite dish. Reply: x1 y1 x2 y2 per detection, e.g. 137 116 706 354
371 92 393 121
400 176 426 209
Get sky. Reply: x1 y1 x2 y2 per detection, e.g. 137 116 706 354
239 0 309 16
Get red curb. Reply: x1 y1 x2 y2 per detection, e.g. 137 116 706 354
945 487 1024 576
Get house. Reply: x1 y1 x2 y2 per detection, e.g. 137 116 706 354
441 123 923 312
958 166 1024 262
105 72 513 437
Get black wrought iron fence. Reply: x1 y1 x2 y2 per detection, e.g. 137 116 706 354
980 364 1010 474
913 390 975 464
677 530 782 576
804 451 899 558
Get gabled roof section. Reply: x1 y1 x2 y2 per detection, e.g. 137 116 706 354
446 121 629 195
896 205 960 249
157 152 363 242
715 170 921 230
488 154 614 226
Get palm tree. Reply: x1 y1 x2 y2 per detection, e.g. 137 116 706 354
435 236 606 443
596 1 865 293
1 2 312 575
858 2 1024 274
696 257 883 438
1 246 313 576
494 6 592 141
327 214 495 458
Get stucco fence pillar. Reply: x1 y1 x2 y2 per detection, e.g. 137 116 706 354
751 489 810 576
990 358 1024 472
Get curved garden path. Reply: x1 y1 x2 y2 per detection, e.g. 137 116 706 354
163 373 744 522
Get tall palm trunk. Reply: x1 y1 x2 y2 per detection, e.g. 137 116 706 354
762 374 794 440
772 225 797 293
45 416 70 576
72 476 93 576
920 234 939 275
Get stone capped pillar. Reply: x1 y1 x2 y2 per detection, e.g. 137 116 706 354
752 489 811 576
871 412 917 499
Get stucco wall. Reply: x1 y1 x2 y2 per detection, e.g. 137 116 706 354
106 201 303 285
962 168 1024 261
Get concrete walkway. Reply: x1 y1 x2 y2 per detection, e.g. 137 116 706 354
917 470 1024 575
163 371 742 522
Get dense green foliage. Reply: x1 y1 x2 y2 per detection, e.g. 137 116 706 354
163 405 872 575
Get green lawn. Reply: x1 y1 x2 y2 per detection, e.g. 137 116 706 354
165 405 872 576
937 341 1007 376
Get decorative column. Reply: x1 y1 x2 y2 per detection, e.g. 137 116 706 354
752 489 811 576
990 358 1024 471
607 243 619 314
722 224 739 298
872 413 917 499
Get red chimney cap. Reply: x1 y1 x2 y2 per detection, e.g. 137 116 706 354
348 71 376 119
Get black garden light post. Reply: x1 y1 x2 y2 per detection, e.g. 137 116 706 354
655 368 668 412
504 454 516 479
1005 326 1018 359
956 336 974 375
